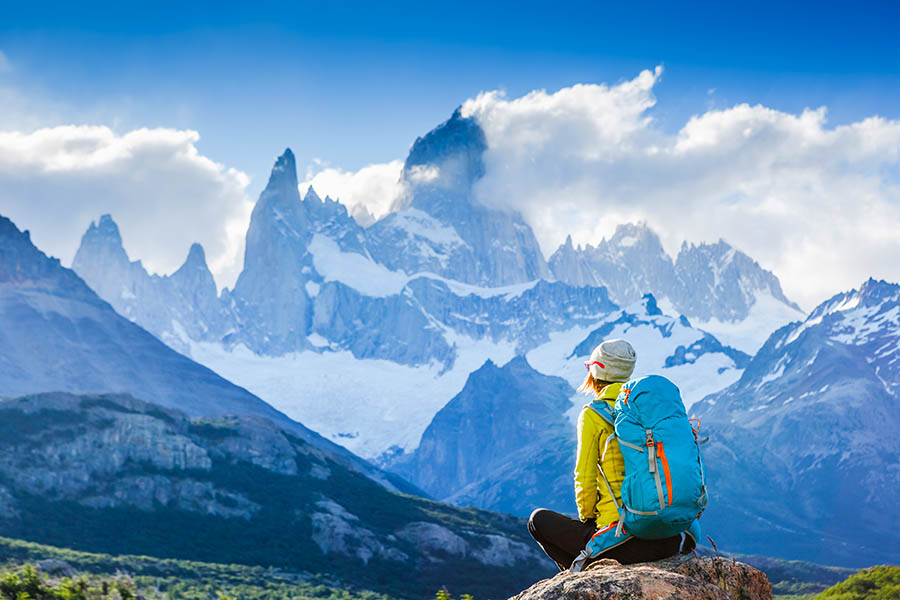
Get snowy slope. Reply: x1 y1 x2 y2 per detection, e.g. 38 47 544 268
548 224 804 353
390 294 749 515
690 278 900 567
527 294 749 413
68 114 793 463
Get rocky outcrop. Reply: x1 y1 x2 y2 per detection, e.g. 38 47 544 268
511 556 771 600
0 391 555 600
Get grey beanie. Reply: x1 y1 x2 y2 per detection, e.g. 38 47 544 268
587 339 636 382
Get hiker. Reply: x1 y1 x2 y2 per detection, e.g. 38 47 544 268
528 339 684 571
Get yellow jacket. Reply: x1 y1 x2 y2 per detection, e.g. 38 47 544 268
574 382 625 527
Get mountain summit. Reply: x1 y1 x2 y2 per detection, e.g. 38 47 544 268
369 108 551 285
691 278 900 566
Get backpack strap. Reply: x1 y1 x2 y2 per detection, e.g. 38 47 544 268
585 402 629 536
586 401 615 426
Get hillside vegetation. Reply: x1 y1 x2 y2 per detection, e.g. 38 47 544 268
815 566 900 600
0 536 393 600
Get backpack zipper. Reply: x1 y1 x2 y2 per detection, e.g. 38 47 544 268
657 442 673 507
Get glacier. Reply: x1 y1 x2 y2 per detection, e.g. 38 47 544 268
70 109 801 461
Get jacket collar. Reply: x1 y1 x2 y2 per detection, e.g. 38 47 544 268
597 382 624 403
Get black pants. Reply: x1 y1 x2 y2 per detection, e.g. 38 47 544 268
528 508 683 571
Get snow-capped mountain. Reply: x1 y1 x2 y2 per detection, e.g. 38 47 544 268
70 109 795 461
387 295 749 515
548 223 804 353
368 108 551 286
690 278 900 566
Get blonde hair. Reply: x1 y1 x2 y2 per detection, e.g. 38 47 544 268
577 373 610 397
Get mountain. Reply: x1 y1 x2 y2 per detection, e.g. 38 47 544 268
548 223 803 352
69 114 796 461
388 296 750 517
73 206 619 458
0 214 407 492
368 108 551 286
690 278 900 567
391 356 574 502
72 215 230 355
0 392 554 599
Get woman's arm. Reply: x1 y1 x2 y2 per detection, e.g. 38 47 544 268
574 407 601 522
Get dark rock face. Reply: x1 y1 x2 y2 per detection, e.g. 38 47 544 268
510 556 771 600
395 356 574 500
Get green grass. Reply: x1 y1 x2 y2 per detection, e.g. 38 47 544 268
0 535 395 600
814 566 900 600
721 551 857 599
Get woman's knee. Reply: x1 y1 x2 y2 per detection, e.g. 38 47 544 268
528 508 550 535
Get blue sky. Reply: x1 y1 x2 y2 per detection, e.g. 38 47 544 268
2 0 900 308
3 0 899 190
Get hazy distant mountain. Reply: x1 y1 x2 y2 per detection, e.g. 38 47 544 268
72 215 231 355
548 223 804 352
692 278 900 567
0 214 409 492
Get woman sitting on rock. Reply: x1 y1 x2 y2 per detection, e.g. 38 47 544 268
528 338 683 570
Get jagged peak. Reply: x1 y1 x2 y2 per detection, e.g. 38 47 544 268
303 186 322 204
472 358 499 374
262 148 299 195
857 277 899 300
604 222 665 253
86 214 123 245
403 107 487 174
812 278 900 319
184 242 207 267
73 214 129 267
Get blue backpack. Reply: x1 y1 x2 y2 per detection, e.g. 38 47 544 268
571 375 707 571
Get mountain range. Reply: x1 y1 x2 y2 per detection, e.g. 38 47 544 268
0 215 405 493
0 213 561 598
691 277 900 567
7 103 892 574
70 110 794 460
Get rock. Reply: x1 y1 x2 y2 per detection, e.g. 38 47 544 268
395 521 468 559
35 559 77 578
509 555 771 600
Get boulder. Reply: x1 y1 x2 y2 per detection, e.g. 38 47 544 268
510 555 771 600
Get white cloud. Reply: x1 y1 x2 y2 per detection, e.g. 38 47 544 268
457 67 900 310
4 68 899 311
0 51 11 73
299 158 404 224
0 125 253 289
